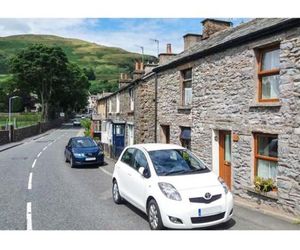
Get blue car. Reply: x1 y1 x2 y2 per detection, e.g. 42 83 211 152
64 137 104 168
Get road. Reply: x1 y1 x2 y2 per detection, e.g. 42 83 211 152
0 125 299 230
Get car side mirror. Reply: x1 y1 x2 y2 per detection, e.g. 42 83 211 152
138 167 145 176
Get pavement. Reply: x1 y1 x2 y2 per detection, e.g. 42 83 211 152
0 124 299 230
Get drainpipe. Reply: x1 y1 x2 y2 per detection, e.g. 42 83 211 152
154 73 158 143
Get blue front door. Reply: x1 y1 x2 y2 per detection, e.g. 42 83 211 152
113 124 125 158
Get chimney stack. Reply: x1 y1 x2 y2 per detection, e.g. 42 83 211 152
144 61 159 74
201 18 232 39
183 34 202 50
159 44 176 65
119 73 132 88
132 61 145 80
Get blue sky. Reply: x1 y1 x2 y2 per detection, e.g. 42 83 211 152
0 18 249 56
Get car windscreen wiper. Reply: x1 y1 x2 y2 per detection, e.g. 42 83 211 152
164 169 192 176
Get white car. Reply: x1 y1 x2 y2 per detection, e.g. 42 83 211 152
112 143 233 230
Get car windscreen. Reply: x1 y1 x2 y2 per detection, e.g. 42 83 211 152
72 138 97 148
148 149 209 176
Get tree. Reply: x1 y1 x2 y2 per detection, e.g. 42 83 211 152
83 67 96 81
10 44 69 121
52 63 90 114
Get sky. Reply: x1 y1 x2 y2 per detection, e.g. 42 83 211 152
0 18 249 56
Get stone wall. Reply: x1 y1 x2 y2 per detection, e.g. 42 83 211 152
189 27 300 216
13 124 40 142
156 68 192 145
0 130 9 145
135 75 156 144
0 118 64 145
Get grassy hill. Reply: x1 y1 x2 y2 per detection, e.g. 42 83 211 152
0 34 156 93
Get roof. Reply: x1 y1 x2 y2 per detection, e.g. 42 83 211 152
154 18 300 72
97 71 155 102
132 143 185 152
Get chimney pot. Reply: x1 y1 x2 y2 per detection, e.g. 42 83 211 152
166 43 172 54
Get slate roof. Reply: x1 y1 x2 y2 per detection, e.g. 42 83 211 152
154 18 300 72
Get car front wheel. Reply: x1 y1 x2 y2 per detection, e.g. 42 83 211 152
147 199 164 230
70 157 75 168
112 180 123 204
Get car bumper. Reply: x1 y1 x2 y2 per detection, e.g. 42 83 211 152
73 155 104 166
158 192 234 229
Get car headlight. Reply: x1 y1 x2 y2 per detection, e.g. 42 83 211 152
158 182 182 201
73 153 85 158
98 151 104 156
218 176 229 194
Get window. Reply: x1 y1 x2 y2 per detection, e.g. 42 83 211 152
116 94 120 113
127 124 134 146
254 134 278 180
180 127 191 150
121 148 136 167
115 124 124 136
129 88 134 111
257 46 280 102
108 99 112 113
133 149 149 171
181 69 192 106
160 125 170 144
102 121 107 132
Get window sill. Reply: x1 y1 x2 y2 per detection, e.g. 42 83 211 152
245 186 278 201
249 102 282 108
177 105 192 112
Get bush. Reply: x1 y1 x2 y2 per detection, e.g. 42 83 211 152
254 176 276 192
81 118 91 136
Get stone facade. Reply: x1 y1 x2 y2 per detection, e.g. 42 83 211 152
156 68 192 144
155 24 300 217
95 18 300 217
134 74 156 144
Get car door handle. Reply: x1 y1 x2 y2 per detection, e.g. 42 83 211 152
127 173 132 176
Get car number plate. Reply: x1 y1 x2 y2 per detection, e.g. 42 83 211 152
85 157 96 161
198 206 222 216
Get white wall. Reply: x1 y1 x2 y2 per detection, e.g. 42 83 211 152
211 129 219 176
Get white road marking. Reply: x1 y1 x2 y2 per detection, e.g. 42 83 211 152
32 159 37 168
42 146 47 151
26 202 32 230
28 172 33 190
37 152 42 158
100 168 113 176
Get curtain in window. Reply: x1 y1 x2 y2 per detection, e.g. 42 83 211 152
262 75 280 99
184 87 192 105
262 49 280 70
257 159 277 179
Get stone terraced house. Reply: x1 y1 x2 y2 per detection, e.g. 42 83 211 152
97 61 157 158
96 18 300 218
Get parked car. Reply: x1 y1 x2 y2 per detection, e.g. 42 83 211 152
112 143 233 230
73 119 81 126
64 137 104 167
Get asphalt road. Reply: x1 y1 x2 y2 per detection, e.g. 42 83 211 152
0 125 299 230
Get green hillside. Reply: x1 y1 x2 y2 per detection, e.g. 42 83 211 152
0 34 156 93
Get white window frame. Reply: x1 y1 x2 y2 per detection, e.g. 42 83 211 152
116 94 120 113
129 88 134 111
109 99 112 113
